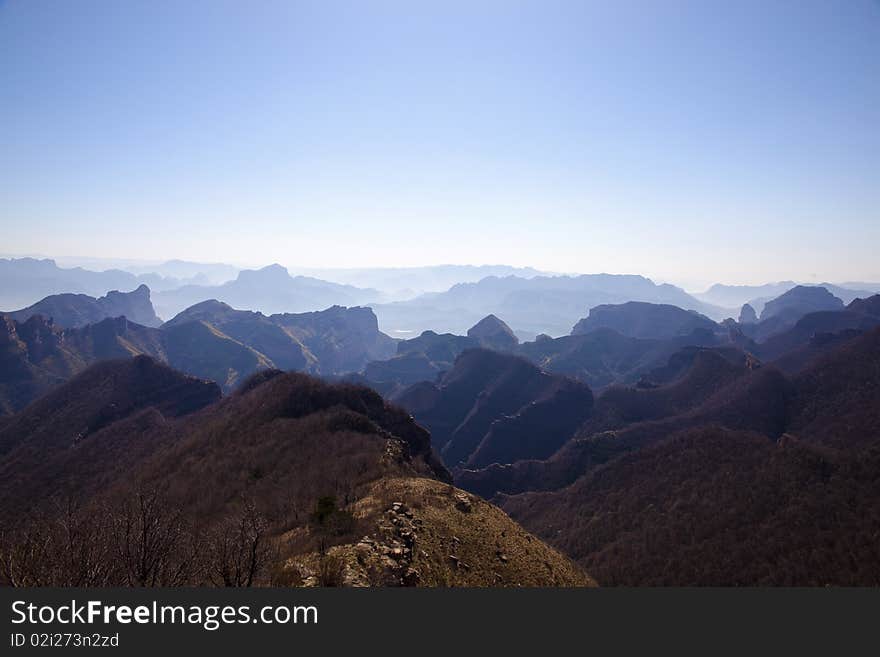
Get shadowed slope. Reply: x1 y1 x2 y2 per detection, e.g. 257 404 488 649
503 427 880 586
396 349 593 467
0 359 590 587
496 329 880 585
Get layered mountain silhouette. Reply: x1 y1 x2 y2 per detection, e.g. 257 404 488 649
359 315 518 396
750 285 846 340
122 259 239 285
0 358 591 587
752 295 880 369
152 264 381 319
0 313 265 411
359 291 880 407
0 299 397 413
696 280 875 313
457 347 781 499
371 273 727 338
518 326 721 390
287 264 549 300
696 281 800 308
0 257 214 311
7 284 161 328
3 261 880 587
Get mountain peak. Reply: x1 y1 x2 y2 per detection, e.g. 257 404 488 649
235 263 291 284
848 294 880 317
467 314 513 337
467 314 519 350
258 263 290 277
760 285 843 321
739 303 757 324
572 302 717 339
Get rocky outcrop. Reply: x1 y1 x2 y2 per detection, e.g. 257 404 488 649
467 314 519 351
739 303 758 324
8 284 161 329
272 305 397 374
152 263 380 319
283 478 593 587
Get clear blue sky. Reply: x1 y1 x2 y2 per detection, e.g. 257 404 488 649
1 0 878 288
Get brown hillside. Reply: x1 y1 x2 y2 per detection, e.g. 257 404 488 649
502 427 880 586
0 359 591 587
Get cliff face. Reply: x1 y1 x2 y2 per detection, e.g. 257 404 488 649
272 305 397 373
100 284 162 327
8 284 161 329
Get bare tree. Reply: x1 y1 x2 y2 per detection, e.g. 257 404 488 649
205 496 273 587
113 489 197 586
0 498 116 587
52 497 116 586
0 519 53 586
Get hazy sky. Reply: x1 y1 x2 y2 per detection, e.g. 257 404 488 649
1 1 879 289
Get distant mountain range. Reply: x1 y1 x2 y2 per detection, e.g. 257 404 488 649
152 264 383 320
122 259 239 285
2 263 880 586
6 256 879 340
371 273 730 338
7 279 875 417
355 286 880 395
696 280 878 314
0 257 223 311
286 264 550 300
3 254 240 285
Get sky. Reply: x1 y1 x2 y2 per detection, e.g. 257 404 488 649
1 0 879 290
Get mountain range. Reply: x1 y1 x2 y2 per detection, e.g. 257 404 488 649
0 257 217 311
498 326 880 585
370 273 729 338
0 289 396 414
696 280 878 315
7 284 161 328
286 264 550 300
152 264 382 320
2 260 880 586
0 357 591 587
6 255 879 341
